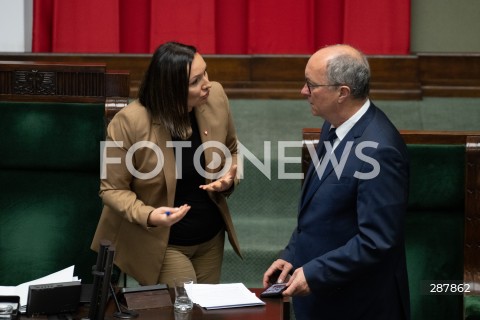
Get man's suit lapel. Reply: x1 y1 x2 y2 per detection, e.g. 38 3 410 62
299 104 377 213
300 122 331 204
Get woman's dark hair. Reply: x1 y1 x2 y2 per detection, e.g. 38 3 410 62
138 42 197 139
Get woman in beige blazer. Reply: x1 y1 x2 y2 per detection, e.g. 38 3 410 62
91 42 241 286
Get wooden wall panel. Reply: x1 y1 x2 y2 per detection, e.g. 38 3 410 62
1 53 479 100
419 53 480 98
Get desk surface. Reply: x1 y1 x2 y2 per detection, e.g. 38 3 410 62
108 288 288 320
25 288 289 320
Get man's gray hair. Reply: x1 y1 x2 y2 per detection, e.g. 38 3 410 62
326 52 370 99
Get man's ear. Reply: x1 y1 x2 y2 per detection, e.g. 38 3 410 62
338 85 351 103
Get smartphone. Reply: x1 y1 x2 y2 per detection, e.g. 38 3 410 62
267 269 282 285
260 283 287 298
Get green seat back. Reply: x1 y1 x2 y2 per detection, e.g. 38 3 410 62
0 101 105 285
406 144 465 320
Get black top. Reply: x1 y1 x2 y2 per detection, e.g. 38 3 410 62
168 112 224 245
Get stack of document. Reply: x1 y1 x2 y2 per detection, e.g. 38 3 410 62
185 283 265 310
0 265 79 308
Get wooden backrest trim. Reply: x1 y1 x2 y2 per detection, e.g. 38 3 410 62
0 61 129 124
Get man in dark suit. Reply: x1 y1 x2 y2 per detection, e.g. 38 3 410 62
263 44 410 320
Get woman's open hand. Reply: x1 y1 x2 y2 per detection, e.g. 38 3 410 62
199 164 237 192
147 204 191 227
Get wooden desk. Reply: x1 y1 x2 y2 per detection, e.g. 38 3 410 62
108 288 288 320
24 288 289 320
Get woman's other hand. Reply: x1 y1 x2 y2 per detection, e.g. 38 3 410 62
199 164 237 192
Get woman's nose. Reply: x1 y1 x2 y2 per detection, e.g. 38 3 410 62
202 80 212 90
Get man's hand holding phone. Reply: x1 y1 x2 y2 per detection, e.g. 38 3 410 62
260 283 288 298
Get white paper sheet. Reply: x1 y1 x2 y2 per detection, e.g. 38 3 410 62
185 283 265 310
0 265 78 307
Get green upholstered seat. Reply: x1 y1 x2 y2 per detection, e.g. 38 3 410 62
465 295 480 320
0 101 105 285
407 145 464 211
406 144 465 320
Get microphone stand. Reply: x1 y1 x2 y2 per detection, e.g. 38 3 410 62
110 283 138 319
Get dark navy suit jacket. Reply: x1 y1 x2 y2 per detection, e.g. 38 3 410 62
281 102 410 320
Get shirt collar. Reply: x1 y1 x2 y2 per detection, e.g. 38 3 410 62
331 99 370 141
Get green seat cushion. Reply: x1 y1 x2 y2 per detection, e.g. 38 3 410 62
465 295 480 319
0 169 101 285
406 210 464 320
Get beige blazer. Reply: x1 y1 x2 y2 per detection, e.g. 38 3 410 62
91 82 242 285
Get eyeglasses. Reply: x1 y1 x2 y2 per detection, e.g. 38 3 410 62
304 80 339 94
